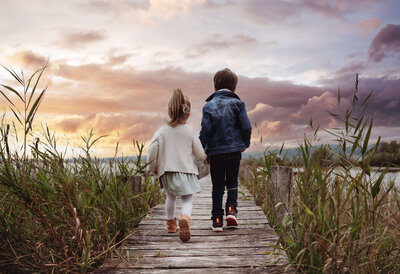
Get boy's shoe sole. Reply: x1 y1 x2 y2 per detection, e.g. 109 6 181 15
178 217 191 242
226 215 239 227
212 226 223 232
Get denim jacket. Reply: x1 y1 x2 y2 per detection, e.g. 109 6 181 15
199 89 252 155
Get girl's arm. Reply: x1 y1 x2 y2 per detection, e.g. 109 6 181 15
192 131 207 162
147 135 159 176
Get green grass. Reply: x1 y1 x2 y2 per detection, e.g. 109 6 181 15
0 66 162 272
241 75 400 272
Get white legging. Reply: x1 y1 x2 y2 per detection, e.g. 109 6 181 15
165 191 193 220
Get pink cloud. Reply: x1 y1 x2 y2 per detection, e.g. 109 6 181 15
55 113 165 144
57 30 106 48
291 91 338 127
7 50 47 68
184 33 260 58
353 18 381 36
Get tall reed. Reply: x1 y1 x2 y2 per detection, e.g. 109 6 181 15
242 75 400 272
0 66 161 272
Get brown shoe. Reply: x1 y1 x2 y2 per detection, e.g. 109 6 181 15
166 218 177 233
178 215 191 242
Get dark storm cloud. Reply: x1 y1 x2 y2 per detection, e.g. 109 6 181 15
369 24 400 62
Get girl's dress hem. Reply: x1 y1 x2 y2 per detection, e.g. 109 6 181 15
160 172 201 196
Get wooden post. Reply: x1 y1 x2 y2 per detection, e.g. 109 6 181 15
239 165 252 181
268 166 293 221
116 175 143 193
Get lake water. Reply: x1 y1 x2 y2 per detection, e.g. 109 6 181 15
294 167 400 188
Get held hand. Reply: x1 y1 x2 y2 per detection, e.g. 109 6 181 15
204 155 210 165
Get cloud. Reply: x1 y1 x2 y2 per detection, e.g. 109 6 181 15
85 0 205 24
353 18 381 36
300 0 378 17
184 33 260 58
369 24 400 62
335 61 365 79
106 51 134 66
55 112 165 143
4 50 400 152
7 50 48 68
242 0 300 22
220 0 381 24
291 91 337 127
57 30 106 48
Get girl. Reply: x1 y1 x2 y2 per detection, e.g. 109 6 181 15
147 89 207 242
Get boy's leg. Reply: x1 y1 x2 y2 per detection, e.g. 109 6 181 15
210 154 226 231
225 151 241 227
225 151 241 207
210 154 226 217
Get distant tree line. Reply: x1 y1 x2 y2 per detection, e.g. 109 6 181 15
368 140 400 167
241 140 400 168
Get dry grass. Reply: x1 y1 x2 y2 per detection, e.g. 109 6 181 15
242 76 400 272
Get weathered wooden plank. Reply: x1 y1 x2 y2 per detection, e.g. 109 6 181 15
138 224 270 233
101 255 287 269
151 208 267 215
128 233 278 244
140 215 268 222
135 226 276 236
121 246 276 257
139 220 268 227
98 266 286 274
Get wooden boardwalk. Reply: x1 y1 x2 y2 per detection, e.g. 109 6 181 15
97 175 292 273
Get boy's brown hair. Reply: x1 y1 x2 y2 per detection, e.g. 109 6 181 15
213 68 238 92
168 88 191 127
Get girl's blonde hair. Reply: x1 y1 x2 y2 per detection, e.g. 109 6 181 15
168 89 191 127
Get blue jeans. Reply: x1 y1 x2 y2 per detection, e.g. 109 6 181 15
210 151 241 216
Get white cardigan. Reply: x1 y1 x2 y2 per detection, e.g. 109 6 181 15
147 124 207 178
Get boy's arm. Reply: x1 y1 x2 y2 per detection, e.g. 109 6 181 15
199 106 212 149
238 101 252 148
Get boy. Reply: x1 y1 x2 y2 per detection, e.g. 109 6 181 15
199 68 252 232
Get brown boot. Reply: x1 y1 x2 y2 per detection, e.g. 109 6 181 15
178 215 191 242
166 218 177 233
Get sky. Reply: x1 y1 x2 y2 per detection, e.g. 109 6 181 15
0 0 399 157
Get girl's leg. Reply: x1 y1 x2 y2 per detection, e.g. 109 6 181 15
165 191 177 220
181 194 193 217
179 194 193 242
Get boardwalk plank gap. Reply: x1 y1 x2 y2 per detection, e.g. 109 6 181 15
97 175 293 273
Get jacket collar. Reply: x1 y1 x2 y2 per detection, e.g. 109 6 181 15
206 89 241 102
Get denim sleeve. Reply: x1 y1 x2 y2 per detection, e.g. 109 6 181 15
199 106 212 149
238 101 252 148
